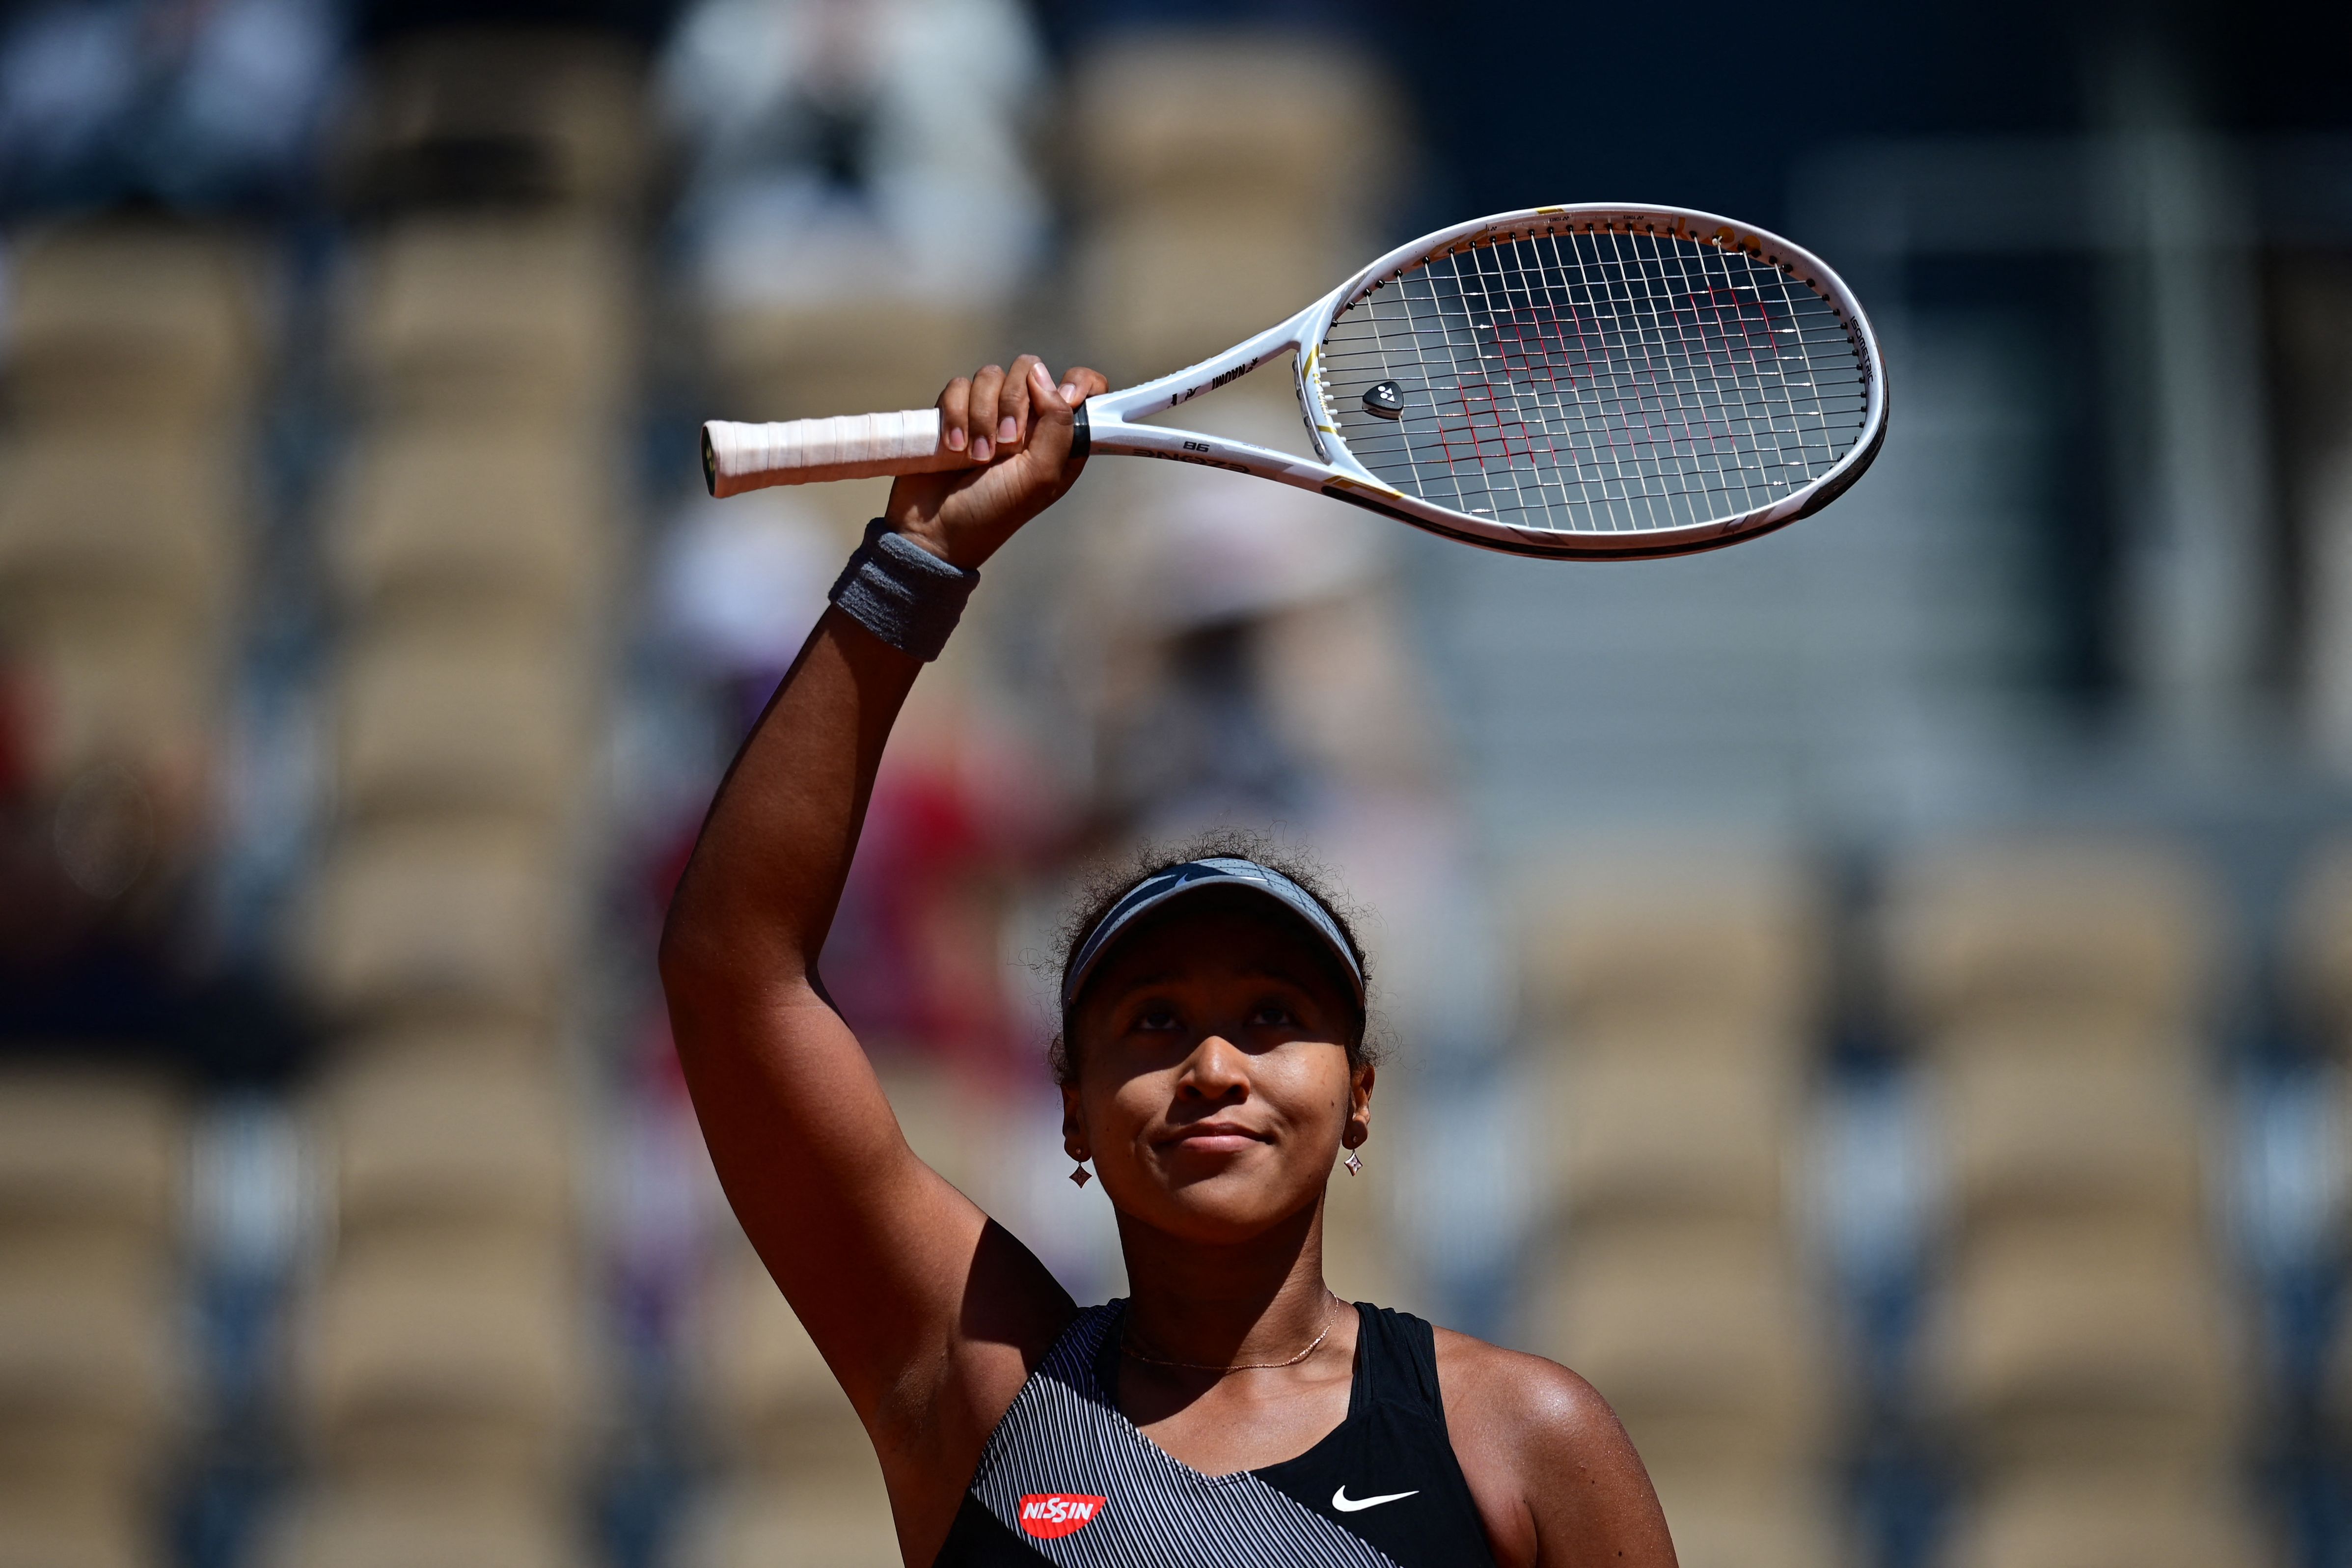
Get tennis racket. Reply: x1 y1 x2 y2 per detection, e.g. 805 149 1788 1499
701 205 1886 560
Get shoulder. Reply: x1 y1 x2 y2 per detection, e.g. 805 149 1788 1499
1430 1329 1633 1458
1429 1329 1674 1568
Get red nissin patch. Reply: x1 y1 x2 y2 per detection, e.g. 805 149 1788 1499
1017 1494 1107 1540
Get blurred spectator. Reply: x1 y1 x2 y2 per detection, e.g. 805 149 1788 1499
0 0 340 216
657 0 1045 311
1080 433 1400 832
822 688 1062 1073
0 749 188 1044
651 495 1067 1075
0 208 309 1080
650 0 1057 1089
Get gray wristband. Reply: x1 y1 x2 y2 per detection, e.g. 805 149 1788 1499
827 519 981 661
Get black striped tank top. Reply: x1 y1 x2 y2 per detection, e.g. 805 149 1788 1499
932 1300 1502 1568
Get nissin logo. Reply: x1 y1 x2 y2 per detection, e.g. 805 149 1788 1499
1018 1494 1107 1540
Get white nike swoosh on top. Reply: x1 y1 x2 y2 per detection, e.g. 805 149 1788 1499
1331 1486 1419 1513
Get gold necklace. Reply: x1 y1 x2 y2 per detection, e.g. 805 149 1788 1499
1120 1296 1337 1375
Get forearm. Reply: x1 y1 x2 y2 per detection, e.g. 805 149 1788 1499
647 357 1105 1485
659 606 920 996
655 353 1096 1310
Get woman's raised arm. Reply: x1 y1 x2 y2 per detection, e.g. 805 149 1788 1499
657 357 1106 1541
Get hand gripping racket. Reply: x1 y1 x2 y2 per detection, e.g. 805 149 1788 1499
701 205 1887 560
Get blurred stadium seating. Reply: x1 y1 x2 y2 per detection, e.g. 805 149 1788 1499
0 221 258 813
0 1069 191 1568
259 1482 587 1568
1065 33 1399 380
1516 847 1846 1568
0 201 260 1568
1884 841 2268 1565
2288 838 2352 1045
2 9 2350 1568
249 16 642 1564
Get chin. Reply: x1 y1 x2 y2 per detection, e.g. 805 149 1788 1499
1123 1168 1323 1245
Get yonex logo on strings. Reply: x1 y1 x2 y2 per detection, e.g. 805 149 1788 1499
1018 1494 1108 1539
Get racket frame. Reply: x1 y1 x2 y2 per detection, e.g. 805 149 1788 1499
1079 203 1887 560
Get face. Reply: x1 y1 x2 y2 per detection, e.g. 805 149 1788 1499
1061 890 1373 1244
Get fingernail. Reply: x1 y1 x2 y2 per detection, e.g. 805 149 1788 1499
1059 382 1078 402
997 416 1017 443
973 437 992 461
1032 362 1056 394
946 426 967 450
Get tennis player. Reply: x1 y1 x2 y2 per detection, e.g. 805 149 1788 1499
660 356 1677 1568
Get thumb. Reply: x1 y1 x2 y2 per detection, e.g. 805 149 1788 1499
1023 359 1077 474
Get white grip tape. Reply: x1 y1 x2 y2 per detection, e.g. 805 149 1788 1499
704 408 953 495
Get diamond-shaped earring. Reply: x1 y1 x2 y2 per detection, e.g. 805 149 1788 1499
1069 1164 1092 1187
1343 1152 1363 1177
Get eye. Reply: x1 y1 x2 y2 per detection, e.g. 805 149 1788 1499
1134 1003 1181 1032
1248 1003 1299 1029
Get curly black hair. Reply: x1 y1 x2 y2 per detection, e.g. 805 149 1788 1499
1046 827 1379 1086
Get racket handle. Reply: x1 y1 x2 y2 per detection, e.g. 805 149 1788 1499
702 409 973 497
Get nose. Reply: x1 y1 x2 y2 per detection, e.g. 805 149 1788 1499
1176 1032 1249 1102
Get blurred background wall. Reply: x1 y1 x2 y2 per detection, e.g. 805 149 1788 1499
1 2 2351 1568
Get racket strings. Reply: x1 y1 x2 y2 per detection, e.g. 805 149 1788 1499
1319 228 1869 535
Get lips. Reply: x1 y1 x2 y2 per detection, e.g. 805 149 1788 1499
1161 1122 1271 1155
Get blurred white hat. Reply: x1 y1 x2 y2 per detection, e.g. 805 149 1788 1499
657 492 836 674
1120 398 1389 631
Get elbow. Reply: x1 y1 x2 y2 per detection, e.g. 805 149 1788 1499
656 901 814 1013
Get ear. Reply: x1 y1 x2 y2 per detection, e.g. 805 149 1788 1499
1060 1080 1087 1159
1343 1061 1374 1149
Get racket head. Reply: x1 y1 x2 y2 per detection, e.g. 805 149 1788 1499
1297 206 1887 559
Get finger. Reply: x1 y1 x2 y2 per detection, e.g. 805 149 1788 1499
937 376 972 453
1024 358 1078 473
1058 365 1110 404
1027 359 1067 418
1002 353 1042 449
967 363 1006 463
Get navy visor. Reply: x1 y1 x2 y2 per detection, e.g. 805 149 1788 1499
1060 856 1365 1014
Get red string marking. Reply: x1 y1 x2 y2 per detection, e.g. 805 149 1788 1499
1436 378 1525 473
1423 301 1601 482
1657 284 1784 490
1346 233 1832 527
